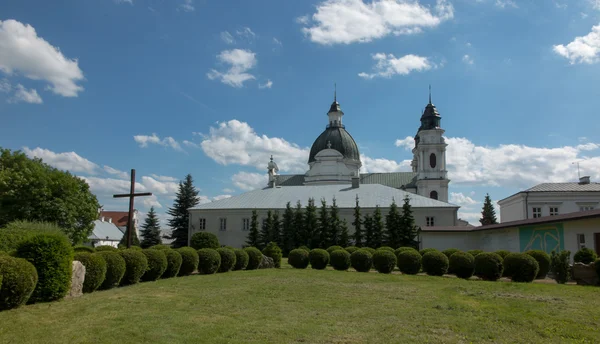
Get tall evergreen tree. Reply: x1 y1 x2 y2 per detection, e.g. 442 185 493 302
166 174 200 248
363 214 374 248
372 206 385 248
140 206 162 248
398 195 420 248
281 202 296 254
328 198 341 246
480 193 498 225
339 219 350 248
352 196 363 247
119 223 140 247
318 199 330 248
385 199 401 248
259 210 274 249
272 211 281 247
246 209 260 247
304 198 319 248
293 201 305 248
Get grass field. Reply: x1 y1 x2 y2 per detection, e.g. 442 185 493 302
1 261 599 344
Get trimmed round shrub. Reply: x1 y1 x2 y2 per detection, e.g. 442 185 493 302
395 247 417 260
0 256 38 310
344 246 359 254
495 250 510 259
244 247 263 270
15 232 73 303
161 249 182 278
419 248 438 256
95 245 118 252
330 250 351 271
0 251 6 256
120 245 142 251
150 244 172 250
119 249 148 286
74 246 95 253
525 250 551 279
377 246 395 253
474 252 503 281
442 248 460 259
508 253 539 283
217 248 236 273
298 246 310 253
197 248 221 275
177 247 199 276
449 251 475 279
351 249 373 272
326 246 344 255
233 249 249 271
288 249 309 269
503 253 519 277
309 249 330 270
422 251 449 276
141 249 167 281
373 250 397 274
467 250 484 257
97 251 126 289
74 252 107 293
190 232 220 250
397 250 421 275
363 247 376 256
574 248 597 264
262 242 282 268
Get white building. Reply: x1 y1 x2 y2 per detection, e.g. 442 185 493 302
88 218 124 248
498 176 600 222
189 92 461 248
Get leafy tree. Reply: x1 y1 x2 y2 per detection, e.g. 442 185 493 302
293 201 304 248
480 193 498 225
259 210 274 249
399 195 420 248
140 206 162 248
328 198 341 246
318 199 330 248
364 214 374 248
339 219 350 248
245 210 260 247
272 211 281 247
119 223 140 247
352 196 363 247
372 206 385 248
281 202 296 254
0 148 100 244
166 174 200 248
385 199 401 248
304 198 319 248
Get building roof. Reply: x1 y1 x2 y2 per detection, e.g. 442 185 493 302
190 183 457 210
276 172 418 189
308 126 360 164
99 211 130 227
89 220 124 241
525 182 600 192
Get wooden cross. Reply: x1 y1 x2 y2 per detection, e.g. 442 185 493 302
113 169 152 248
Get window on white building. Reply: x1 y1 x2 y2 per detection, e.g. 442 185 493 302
549 207 559 216
199 218 206 231
426 217 435 227
580 206 594 212
242 218 250 231
577 234 586 248
219 218 227 231
532 207 542 218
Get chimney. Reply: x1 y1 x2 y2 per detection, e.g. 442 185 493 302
579 176 591 185
351 174 360 189
108 218 112 224
101 216 105 222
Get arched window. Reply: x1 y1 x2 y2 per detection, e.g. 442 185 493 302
429 153 437 168
430 190 438 200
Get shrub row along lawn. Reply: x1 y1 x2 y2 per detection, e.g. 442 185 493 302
0 261 599 344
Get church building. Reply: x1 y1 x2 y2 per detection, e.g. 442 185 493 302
188 92 462 248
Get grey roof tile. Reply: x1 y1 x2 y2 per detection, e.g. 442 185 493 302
525 183 600 192
276 172 418 189
89 220 124 241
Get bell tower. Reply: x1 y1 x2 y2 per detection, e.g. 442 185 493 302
412 86 449 202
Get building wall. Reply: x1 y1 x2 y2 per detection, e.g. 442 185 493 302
91 240 120 248
499 195 525 222
500 192 600 222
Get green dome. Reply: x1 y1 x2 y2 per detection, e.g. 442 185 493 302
308 127 360 164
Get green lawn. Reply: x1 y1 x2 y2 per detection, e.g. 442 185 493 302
1 261 599 344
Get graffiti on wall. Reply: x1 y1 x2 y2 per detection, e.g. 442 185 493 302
519 223 564 254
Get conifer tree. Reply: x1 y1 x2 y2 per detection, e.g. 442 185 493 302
281 202 296 254
167 174 200 248
259 210 274 249
318 199 330 248
480 193 498 225
140 206 162 248
364 214 374 248
372 206 385 248
328 198 341 246
385 199 401 248
246 209 260 247
293 201 304 248
352 196 363 247
119 223 141 247
272 211 281 247
398 195 420 248
304 198 319 248
339 219 350 248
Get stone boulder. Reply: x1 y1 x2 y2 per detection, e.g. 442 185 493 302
259 255 275 269
572 262 599 286
68 261 86 298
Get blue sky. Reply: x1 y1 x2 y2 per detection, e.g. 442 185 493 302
1 0 600 226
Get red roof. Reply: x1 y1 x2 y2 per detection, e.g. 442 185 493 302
100 211 130 227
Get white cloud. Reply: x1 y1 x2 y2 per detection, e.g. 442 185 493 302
449 192 478 206
359 53 433 79
150 174 179 182
82 176 147 195
0 78 10 93
495 0 517 8
591 0 600 10
300 0 453 45
462 54 474 65
395 136 414 150
133 133 183 151
115 0 133 4
23 147 99 174
141 176 179 195
142 194 163 209
223 188 235 193
103 165 129 179
0 19 84 97
360 155 411 173
220 31 235 44
207 49 258 88
213 194 232 201
273 37 282 46
232 172 267 191
553 24 600 64
9 84 42 104
259 80 273 89
179 0 194 12
182 140 200 148
236 27 256 40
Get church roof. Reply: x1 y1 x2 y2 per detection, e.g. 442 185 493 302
308 126 360 164
275 172 418 189
190 184 457 210
89 220 124 241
